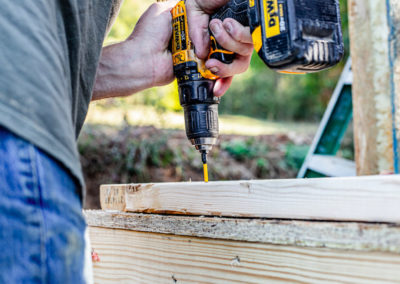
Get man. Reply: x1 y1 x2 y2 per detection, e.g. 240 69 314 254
0 0 253 282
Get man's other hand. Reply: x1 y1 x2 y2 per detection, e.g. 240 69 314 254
94 0 253 100
186 0 253 96
93 1 178 100
128 1 179 88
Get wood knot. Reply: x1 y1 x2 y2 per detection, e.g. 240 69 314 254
230 255 241 267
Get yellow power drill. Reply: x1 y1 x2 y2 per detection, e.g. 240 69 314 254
171 0 344 182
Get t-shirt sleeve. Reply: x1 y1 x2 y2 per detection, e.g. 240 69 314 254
106 0 124 35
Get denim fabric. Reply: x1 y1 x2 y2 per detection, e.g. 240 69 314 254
0 127 86 283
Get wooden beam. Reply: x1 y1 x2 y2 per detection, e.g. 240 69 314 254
85 210 400 254
387 0 400 172
100 175 400 222
89 227 400 283
348 0 395 174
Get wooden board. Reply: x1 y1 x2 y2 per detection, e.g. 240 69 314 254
387 0 400 171
89 227 400 284
85 210 400 254
100 175 400 222
348 0 395 174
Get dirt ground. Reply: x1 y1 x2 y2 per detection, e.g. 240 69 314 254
79 125 313 209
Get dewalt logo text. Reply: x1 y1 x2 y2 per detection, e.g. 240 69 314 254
264 0 280 38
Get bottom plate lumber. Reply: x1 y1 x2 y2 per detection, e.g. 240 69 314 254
90 227 400 284
85 210 400 254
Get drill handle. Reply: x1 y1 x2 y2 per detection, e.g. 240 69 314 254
209 0 249 64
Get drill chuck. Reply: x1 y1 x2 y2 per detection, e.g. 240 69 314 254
178 76 220 155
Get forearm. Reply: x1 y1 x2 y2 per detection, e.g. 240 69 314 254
92 39 153 101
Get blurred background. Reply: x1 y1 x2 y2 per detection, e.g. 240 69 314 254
80 0 352 208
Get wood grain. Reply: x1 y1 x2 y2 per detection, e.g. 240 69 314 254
89 227 400 284
348 0 394 174
387 0 400 170
100 175 400 222
85 210 400 253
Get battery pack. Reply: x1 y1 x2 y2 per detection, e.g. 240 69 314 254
249 0 344 73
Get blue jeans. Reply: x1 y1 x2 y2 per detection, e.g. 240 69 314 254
0 127 87 283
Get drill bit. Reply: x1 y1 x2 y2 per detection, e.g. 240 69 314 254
201 152 209 183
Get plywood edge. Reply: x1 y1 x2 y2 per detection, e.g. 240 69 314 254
84 210 400 254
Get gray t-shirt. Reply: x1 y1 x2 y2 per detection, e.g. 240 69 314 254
0 0 122 194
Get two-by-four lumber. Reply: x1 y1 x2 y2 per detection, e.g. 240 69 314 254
89 226 400 284
85 210 400 254
100 175 400 222
348 0 396 174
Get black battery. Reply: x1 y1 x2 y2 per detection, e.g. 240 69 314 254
252 0 344 73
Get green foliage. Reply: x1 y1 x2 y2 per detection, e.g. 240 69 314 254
337 124 355 160
103 0 350 122
221 137 268 161
106 0 152 44
79 125 188 184
219 56 335 121
284 144 310 170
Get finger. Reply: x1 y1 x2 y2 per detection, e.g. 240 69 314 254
132 2 177 50
222 18 253 44
209 19 253 57
214 77 233 97
186 1 210 59
206 55 251 78
157 1 180 47
156 0 180 10
194 0 230 14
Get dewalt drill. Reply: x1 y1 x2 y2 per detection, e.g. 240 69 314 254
171 0 344 182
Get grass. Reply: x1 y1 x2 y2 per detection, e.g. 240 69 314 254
85 103 318 136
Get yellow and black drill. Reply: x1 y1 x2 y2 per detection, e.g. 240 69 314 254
171 0 344 182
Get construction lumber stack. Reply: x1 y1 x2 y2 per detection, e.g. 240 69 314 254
86 175 400 283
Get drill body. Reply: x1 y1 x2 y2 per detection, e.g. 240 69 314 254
171 2 220 163
171 0 344 179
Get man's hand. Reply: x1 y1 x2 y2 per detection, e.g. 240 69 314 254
93 0 252 100
186 0 253 96
93 1 178 100
128 1 179 87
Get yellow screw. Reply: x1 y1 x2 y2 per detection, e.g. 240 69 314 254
203 163 209 183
